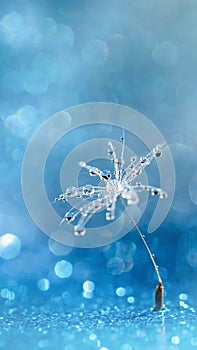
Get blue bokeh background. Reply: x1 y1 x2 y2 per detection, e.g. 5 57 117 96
0 0 197 349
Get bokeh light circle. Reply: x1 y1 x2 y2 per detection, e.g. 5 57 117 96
54 260 73 278
152 41 178 68
82 39 108 66
0 233 21 259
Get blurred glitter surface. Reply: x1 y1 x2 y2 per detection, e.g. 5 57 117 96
0 0 197 349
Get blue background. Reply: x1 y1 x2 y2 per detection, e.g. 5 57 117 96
0 0 197 349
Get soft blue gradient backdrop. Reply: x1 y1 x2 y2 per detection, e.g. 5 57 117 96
0 1 197 349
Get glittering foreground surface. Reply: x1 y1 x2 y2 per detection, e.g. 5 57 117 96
0 305 197 350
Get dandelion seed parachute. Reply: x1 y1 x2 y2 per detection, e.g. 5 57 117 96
55 141 167 236
55 136 167 310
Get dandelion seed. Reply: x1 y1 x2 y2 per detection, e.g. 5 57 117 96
55 134 167 310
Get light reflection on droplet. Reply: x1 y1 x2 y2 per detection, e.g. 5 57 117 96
83 280 95 292
54 260 73 278
189 173 197 206
82 39 108 66
0 233 21 259
37 278 50 291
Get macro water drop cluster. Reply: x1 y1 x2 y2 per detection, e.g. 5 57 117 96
55 139 167 236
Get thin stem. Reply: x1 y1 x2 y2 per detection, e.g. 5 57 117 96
121 199 162 284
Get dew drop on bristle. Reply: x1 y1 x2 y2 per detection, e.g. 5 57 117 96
151 189 159 196
153 147 162 157
65 211 74 222
83 184 95 195
101 169 111 180
74 224 86 236
65 186 77 197
89 168 97 176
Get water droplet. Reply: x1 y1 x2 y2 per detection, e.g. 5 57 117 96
151 188 159 196
65 211 74 222
0 233 21 259
107 149 113 155
65 186 77 197
74 224 86 236
140 156 147 164
106 212 115 221
153 147 162 157
101 169 111 180
89 167 97 176
79 161 86 167
83 184 95 195
160 191 167 199
54 260 73 278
